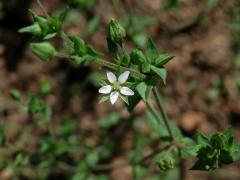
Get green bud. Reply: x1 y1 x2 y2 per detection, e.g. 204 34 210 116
30 42 56 61
157 154 174 171
108 19 126 45
18 23 42 36
130 49 146 65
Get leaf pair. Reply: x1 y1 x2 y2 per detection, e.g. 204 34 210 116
64 36 102 65
130 39 174 84
19 9 68 39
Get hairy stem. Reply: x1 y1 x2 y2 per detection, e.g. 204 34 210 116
152 87 174 141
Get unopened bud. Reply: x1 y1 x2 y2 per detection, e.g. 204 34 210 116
30 42 56 61
18 23 42 36
157 154 174 171
108 19 126 45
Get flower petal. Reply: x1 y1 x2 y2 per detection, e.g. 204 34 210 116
98 85 112 94
118 71 130 84
110 91 119 104
107 71 117 83
120 87 134 96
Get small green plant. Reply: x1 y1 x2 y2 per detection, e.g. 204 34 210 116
3 0 239 179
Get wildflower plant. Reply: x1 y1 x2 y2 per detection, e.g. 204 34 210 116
7 0 239 179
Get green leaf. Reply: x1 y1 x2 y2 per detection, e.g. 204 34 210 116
224 127 233 146
146 38 159 63
191 129 240 171
27 94 46 114
130 48 146 65
127 93 141 112
132 165 145 180
10 89 22 101
120 94 129 105
116 52 130 67
132 34 147 48
150 66 167 84
86 43 101 58
99 96 109 104
196 132 210 147
39 80 52 95
180 137 199 158
86 16 100 37
136 82 148 102
58 120 77 136
43 32 57 40
72 56 84 65
155 54 174 66
58 7 69 24
0 123 6 146
99 113 120 128
85 152 99 167
141 62 151 73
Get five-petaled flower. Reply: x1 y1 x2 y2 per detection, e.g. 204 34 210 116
98 71 134 104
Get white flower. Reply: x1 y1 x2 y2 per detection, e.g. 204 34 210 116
98 71 134 104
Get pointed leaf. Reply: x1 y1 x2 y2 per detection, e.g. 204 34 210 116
151 66 167 84
155 54 174 66
146 38 159 63
136 82 148 102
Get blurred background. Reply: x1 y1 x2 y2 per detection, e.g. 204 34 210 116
0 0 240 179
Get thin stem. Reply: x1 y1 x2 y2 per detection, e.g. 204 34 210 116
95 59 146 79
36 0 50 19
58 31 146 79
146 101 163 126
93 145 171 171
152 87 174 141
56 51 146 79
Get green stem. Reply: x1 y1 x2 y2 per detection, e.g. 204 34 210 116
95 59 146 79
146 101 163 127
59 31 146 79
93 144 171 171
152 87 174 141
36 0 50 19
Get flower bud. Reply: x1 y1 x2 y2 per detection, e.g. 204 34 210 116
18 23 42 36
157 154 174 171
108 19 126 45
130 49 146 65
30 42 56 61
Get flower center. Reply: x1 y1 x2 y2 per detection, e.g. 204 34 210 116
112 81 121 91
